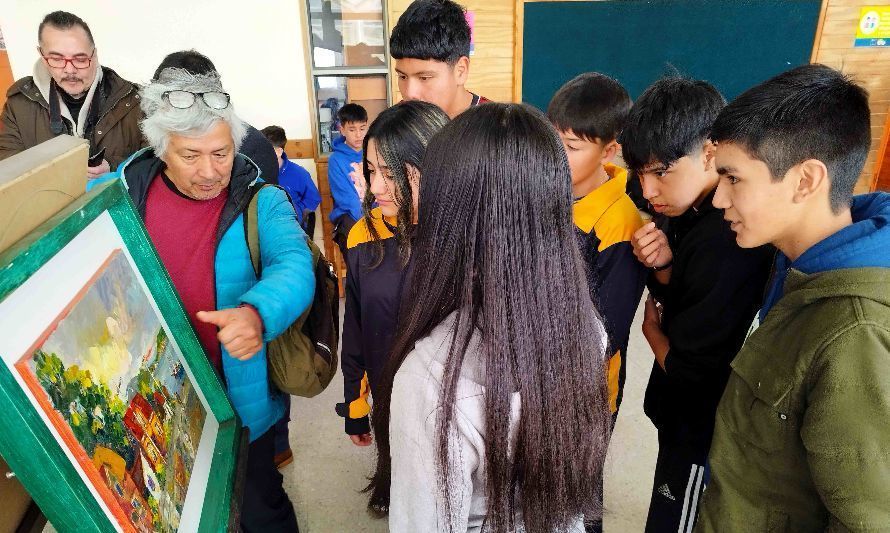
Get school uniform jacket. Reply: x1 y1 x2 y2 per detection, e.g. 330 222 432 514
644 190 773 436
574 164 646 413
335 209 407 435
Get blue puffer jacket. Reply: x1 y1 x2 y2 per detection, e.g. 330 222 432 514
90 148 315 441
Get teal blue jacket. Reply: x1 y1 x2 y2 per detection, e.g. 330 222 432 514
90 149 314 441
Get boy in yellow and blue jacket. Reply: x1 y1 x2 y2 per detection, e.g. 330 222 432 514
548 72 646 418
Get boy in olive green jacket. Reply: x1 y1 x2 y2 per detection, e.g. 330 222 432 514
697 64 890 531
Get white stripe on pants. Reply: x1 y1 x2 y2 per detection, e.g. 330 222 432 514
677 464 704 533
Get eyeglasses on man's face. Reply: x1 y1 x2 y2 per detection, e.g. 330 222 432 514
162 90 231 110
40 48 95 70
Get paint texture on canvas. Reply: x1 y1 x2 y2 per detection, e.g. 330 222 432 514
16 250 206 533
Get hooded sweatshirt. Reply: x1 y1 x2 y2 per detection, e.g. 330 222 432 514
697 192 890 532
759 193 890 320
327 136 363 222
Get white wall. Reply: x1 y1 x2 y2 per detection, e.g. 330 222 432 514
0 1 314 139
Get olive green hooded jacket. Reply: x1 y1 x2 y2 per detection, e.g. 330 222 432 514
697 267 890 532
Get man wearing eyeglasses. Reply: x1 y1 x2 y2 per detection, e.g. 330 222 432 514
88 66 311 532
0 11 143 177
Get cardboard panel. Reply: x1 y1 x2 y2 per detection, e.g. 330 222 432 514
0 135 88 254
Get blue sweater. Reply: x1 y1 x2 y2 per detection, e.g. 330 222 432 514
91 149 315 441
278 153 321 225
760 192 890 321
327 136 363 222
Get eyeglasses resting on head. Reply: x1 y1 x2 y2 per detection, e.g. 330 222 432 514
162 90 231 110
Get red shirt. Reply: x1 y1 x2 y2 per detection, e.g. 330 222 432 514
144 174 227 372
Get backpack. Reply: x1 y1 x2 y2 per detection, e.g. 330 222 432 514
244 184 339 397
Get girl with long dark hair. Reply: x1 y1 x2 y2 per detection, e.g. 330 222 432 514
367 103 613 532
336 101 450 444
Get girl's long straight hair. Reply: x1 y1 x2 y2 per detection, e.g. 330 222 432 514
367 103 612 533
360 100 450 267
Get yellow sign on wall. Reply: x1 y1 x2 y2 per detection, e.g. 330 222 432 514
855 6 890 47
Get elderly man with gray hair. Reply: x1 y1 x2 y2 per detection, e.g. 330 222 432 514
90 67 311 531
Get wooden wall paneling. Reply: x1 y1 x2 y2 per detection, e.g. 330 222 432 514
387 0 516 103
811 0 890 192
512 0 524 102
314 161 346 296
0 51 13 112
284 139 315 160
829 0 890 6
810 0 831 61
873 111 890 190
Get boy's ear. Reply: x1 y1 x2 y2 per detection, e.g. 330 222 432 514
453 56 470 85
702 140 717 170
602 140 619 163
792 159 830 205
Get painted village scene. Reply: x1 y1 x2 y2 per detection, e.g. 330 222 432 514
16 251 206 532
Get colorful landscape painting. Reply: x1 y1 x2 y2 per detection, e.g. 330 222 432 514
15 250 206 533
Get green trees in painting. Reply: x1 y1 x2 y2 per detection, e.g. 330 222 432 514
33 349 132 464
33 330 176 470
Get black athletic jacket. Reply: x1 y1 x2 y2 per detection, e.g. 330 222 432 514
643 190 773 436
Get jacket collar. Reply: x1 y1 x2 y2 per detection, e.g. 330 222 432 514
573 163 629 234
32 58 104 138
119 149 263 244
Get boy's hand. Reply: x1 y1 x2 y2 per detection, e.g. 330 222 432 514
349 162 366 200
632 221 672 269
643 294 663 329
196 306 264 360
349 433 373 446
642 294 669 370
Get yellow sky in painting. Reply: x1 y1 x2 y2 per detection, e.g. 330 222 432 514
79 317 134 387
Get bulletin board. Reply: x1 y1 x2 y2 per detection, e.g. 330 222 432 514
521 0 823 110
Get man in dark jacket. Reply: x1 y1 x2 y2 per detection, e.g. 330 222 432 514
0 11 143 174
619 78 774 533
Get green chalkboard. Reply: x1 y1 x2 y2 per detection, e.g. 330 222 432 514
522 0 822 110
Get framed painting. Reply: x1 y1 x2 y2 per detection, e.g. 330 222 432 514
0 180 244 532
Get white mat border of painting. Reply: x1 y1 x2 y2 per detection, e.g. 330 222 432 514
0 211 218 532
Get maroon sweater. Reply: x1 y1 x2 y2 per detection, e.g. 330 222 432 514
144 174 227 372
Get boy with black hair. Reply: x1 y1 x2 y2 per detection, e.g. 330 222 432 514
547 72 645 419
390 0 489 118
329 103 368 257
261 125 321 233
697 64 890 532
619 78 773 533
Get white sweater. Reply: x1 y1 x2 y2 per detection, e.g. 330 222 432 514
387 314 586 532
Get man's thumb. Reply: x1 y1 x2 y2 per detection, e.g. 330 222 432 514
196 310 224 326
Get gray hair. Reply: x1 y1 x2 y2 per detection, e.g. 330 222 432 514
139 68 247 157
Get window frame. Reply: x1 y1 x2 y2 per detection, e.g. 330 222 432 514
304 0 391 156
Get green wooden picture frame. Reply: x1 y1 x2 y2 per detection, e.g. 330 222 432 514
0 180 243 532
